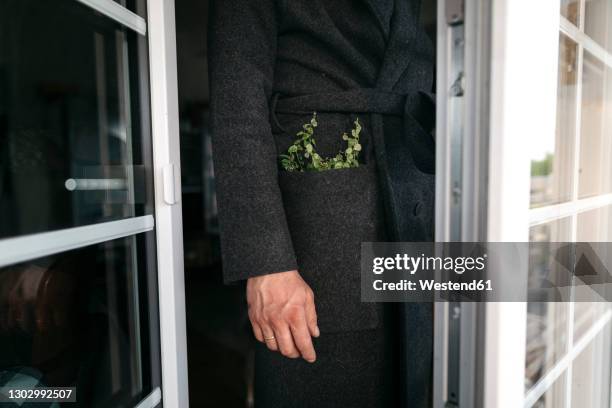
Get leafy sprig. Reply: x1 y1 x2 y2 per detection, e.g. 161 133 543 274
280 113 362 172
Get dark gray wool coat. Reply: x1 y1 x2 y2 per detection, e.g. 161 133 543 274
209 0 434 404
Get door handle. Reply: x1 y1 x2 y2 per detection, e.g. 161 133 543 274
162 163 181 205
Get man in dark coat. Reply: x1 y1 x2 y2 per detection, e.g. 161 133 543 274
209 1 435 406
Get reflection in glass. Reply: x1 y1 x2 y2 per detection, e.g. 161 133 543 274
526 219 572 390
530 34 577 208
561 0 580 26
0 235 157 407
0 0 152 239
570 321 612 408
585 0 612 52
578 52 612 198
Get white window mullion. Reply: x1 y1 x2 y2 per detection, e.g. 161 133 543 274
524 310 612 407
529 193 612 227
561 16 612 71
0 215 154 268
75 0 146 35
485 0 560 407
134 387 162 408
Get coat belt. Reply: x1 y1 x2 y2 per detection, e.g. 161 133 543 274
271 88 425 118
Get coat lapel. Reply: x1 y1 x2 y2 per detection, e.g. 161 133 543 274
294 0 381 86
376 0 421 90
362 0 394 39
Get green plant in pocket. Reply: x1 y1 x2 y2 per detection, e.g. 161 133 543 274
280 113 362 172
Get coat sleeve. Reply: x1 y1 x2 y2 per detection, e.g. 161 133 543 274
208 0 297 283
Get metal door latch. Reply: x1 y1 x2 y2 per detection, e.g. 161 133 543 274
162 163 181 205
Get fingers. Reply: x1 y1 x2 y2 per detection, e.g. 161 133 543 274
304 290 320 338
288 311 316 362
248 309 264 343
261 325 279 351
245 272 319 362
272 319 300 358
251 307 315 361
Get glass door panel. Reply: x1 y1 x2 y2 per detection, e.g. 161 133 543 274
0 0 167 406
0 234 158 407
524 1 612 406
584 0 612 51
578 53 612 199
526 219 572 389
436 0 612 407
0 0 152 239
561 0 580 26
529 34 577 208
534 373 567 408
570 323 612 408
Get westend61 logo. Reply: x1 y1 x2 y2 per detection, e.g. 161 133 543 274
372 253 487 275
360 242 612 302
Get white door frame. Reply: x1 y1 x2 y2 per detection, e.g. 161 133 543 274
148 0 189 406
484 1 560 407
434 0 492 406
434 0 560 407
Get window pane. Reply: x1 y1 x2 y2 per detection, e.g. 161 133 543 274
574 206 612 341
533 372 567 408
578 52 612 199
0 0 153 239
561 0 580 26
570 320 612 408
526 219 572 390
112 0 147 18
585 0 612 52
530 34 577 208
577 205 612 243
0 234 159 407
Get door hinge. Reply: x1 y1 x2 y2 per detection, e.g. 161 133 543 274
162 163 181 205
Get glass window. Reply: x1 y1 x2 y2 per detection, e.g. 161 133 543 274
577 205 612 244
570 321 612 408
0 234 159 407
0 0 153 239
526 219 572 389
574 206 612 341
578 52 612 199
525 2 612 405
530 34 577 208
533 372 567 408
113 0 147 18
561 0 580 26
584 0 612 52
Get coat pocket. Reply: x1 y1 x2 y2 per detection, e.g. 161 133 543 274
278 164 385 333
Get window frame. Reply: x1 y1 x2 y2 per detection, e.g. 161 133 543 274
435 0 612 407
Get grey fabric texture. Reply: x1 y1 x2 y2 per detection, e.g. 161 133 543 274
208 0 434 284
209 1 435 406
279 160 385 333
254 306 398 408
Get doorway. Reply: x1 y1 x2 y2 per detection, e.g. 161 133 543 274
175 0 437 406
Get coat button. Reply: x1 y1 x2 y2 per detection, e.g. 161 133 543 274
413 202 423 216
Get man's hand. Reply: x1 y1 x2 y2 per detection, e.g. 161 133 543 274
247 270 319 362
